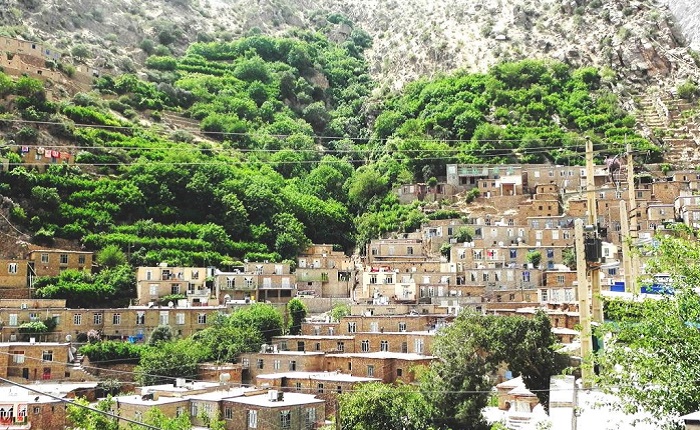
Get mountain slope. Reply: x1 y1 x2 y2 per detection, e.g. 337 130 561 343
2 0 698 90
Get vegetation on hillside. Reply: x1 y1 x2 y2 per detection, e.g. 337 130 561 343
0 17 659 280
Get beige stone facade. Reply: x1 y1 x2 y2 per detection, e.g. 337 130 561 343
135 265 212 306
214 262 295 304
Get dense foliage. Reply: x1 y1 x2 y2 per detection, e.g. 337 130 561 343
596 226 700 429
0 16 658 282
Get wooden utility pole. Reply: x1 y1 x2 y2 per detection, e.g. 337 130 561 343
575 219 594 387
620 199 634 293
625 144 640 294
585 139 603 323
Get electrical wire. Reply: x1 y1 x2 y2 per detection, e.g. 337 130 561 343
0 375 159 429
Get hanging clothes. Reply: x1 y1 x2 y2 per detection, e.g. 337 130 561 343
36 147 44 154
51 150 59 158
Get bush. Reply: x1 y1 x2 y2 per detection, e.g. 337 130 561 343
79 341 144 363
677 80 699 100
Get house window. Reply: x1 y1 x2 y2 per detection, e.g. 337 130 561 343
306 407 316 429
369 275 377 284
134 411 143 422
171 284 180 294
197 313 207 324
41 253 49 263
176 313 185 325
547 249 554 258
78 255 86 264
257 359 264 369
348 322 356 333
401 342 408 353
280 411 291 429
159 311 169 325
112 314 121 325
8 314 17 326
191 404 198 418
397 368 403 377
273 359 281 370
367 365 374 377
407 246 413 255
93 313 102 325
370 322 379 332
522 272 531 282
12 351 24 363
317 383 324 393
541 289 549 301
224 407 233 420
248 410 258 428
414 339 424 354
60 254 68 265
136 312 145 325
297 341 305 352
149 284 157 296
336 385 342 394
398 322 406 332
361 340 370 352
557 275 565 284
337 342 344 352
73 314 82 325
289 360 296 371
42 350 53 361
295 382 302 391
8 263 17 274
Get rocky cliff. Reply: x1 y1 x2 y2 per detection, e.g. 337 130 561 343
1 0 697 90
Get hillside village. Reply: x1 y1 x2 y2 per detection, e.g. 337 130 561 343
0 3 699 425
0 150 698 428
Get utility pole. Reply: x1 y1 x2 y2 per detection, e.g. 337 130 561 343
585 139 603 323
575 219 594 387
625 144 639 294
620 199 634 293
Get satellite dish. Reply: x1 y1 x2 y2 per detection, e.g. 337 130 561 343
65 334 72 342
219 373 231 383
168 301 174 308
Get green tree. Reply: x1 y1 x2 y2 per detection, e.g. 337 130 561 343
596 228 700 428
526 250 542 268
426 311 564 428
136 338 208 385
128 407 192 430
148 325 174 345
228 303 284 342
287 298 308 335
67 397 119 430
330 303 351 322
339 382 435 430
97 244 127 268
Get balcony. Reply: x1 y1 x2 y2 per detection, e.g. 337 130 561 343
187 288 211 297
297 273 329 282
259 283 293 290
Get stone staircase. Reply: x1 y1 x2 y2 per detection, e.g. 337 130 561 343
636 90 700 167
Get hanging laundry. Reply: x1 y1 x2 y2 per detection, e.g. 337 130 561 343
36 147 44 155
51 150 59 158
21 146 29 153
44 150 52 159
60 152 70 159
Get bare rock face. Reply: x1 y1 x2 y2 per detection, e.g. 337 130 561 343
660 0 700 50
0 0 697 90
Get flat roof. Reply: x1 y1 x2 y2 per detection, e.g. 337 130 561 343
256 371 380 383
330 352 436 360
244 351 325 356
140 381 220 393
114 394 189 406
0 342 68 347
187 387 255 401
0 382 98 403
226 392 324 408
274 335 354 340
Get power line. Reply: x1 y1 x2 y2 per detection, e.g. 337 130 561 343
0 376 159 429
0 116 642 146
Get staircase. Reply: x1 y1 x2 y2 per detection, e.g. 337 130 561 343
636 90 700 167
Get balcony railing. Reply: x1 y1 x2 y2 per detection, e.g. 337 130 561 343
259 284 294 289
297 274 329 282
187 288 211 297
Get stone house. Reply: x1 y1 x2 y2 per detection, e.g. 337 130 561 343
135 264 211 306
297 244 354 298
223 391 324 430
214 262 295 304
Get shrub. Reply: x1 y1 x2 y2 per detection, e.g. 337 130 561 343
79 341 144 363
677 80 699 101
